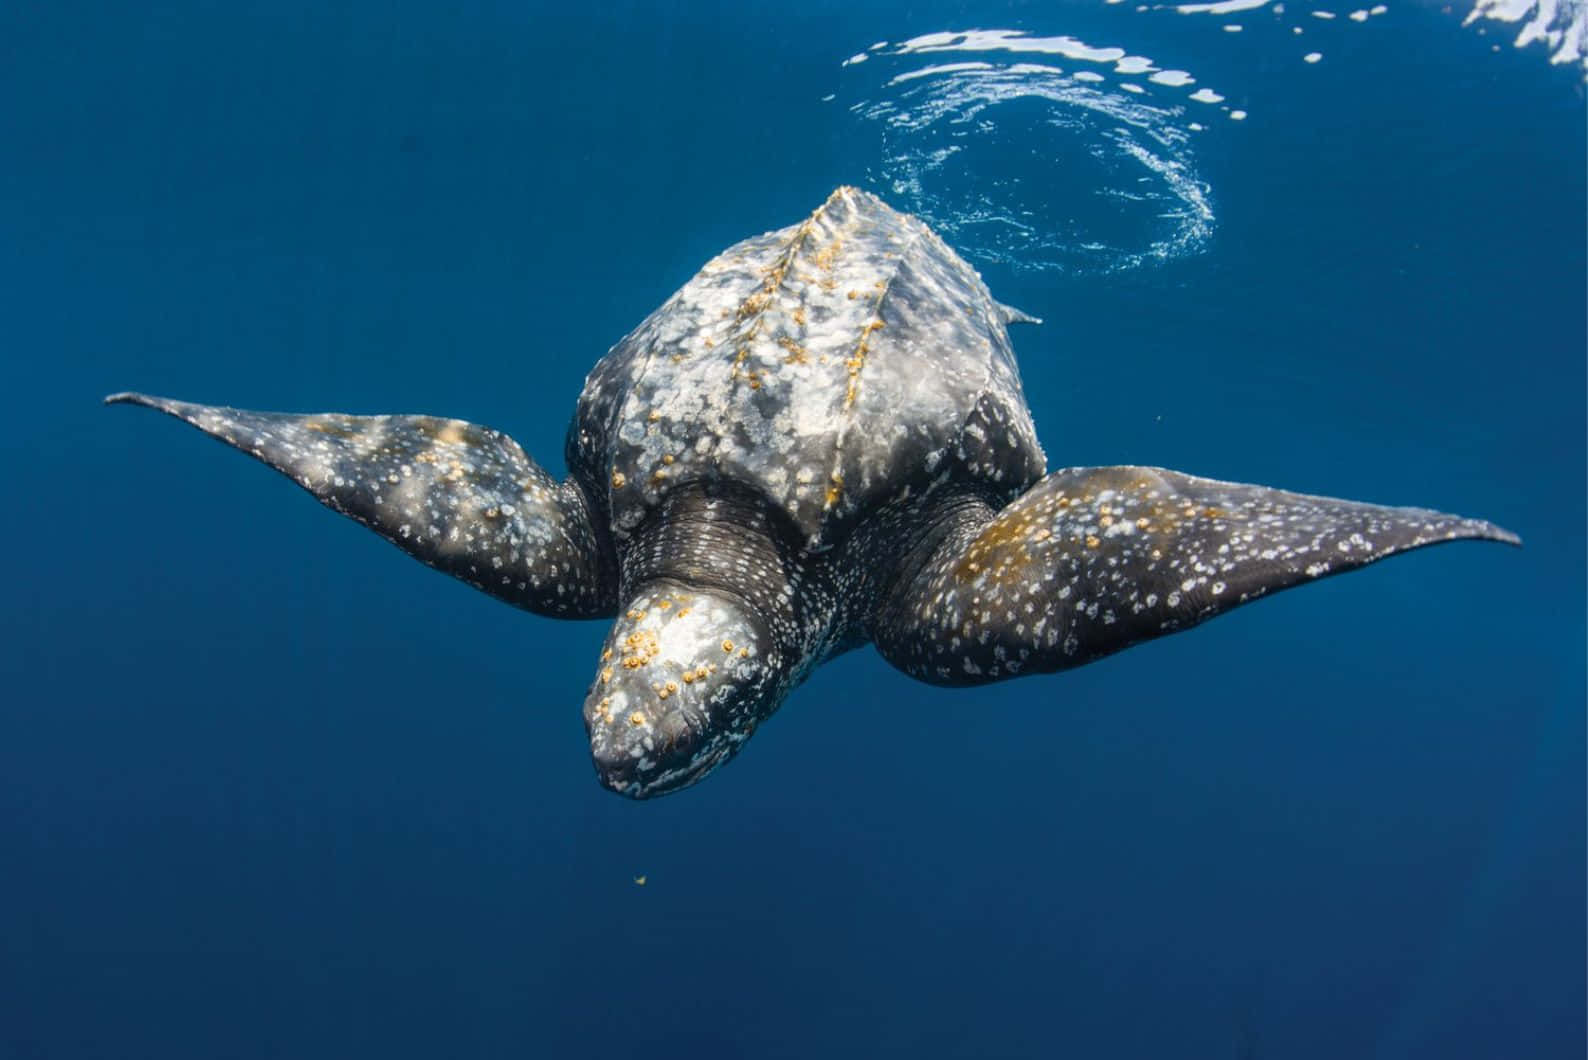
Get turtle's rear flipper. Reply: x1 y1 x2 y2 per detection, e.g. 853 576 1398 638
107 393 617 618
876 465 1518 686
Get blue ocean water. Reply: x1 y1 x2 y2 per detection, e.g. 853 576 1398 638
2 2 1582 1057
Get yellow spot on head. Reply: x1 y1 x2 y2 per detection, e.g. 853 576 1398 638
611 470 627 489
629 712 646 727
721 639 734 652
1086 535 1101 548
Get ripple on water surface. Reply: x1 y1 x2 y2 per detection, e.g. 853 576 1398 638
835 5 1582 274
840 30 1220 275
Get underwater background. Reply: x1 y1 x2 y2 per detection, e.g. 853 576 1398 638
3 1 1583 1057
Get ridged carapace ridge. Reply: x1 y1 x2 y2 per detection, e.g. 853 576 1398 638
567 186 1046 551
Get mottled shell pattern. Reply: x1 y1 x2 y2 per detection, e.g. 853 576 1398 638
567 186 1047 550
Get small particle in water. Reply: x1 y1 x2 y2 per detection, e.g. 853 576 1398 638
1304 52 1323 63
1230 109 1248 120
633 875 647 886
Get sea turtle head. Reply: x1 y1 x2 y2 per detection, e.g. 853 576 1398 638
582 583 784 798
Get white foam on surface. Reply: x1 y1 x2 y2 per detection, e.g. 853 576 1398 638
1158 0 1586 81
1175 0 1270 14
894 29 1127 63
1464 0 1587 70
1188 87 1226 102
1304 51 1323 61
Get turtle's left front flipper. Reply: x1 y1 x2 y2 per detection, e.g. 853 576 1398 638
107 393 617 618
876 465 1519 685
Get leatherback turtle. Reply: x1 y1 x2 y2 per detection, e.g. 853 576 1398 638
109 187 1518 799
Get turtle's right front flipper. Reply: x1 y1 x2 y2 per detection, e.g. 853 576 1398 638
107 393 617 618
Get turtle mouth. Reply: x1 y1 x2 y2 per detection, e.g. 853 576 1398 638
590 731 737 799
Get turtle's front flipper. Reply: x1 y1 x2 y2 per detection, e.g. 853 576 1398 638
107 393 617 618
876 465 1519 685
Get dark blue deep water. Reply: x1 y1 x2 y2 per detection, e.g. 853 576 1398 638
3 3 1583 1057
